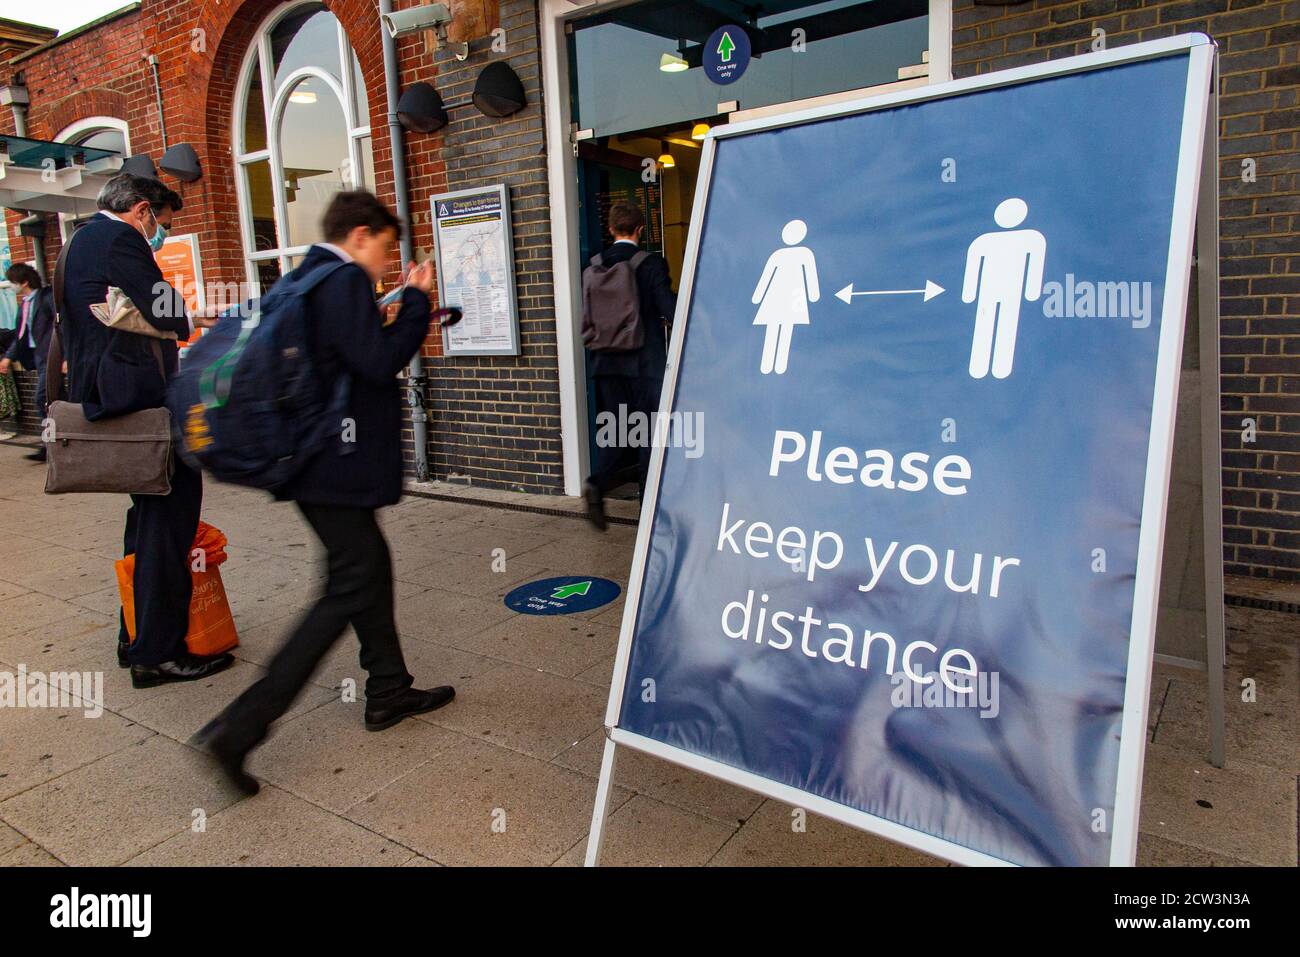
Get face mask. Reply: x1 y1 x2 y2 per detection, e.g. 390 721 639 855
140 209 168 252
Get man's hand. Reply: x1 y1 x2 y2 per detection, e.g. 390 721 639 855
0 358 10 375
405 260 434 295
191 305 224 329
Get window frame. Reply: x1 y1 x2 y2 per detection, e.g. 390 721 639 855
232 1 373 294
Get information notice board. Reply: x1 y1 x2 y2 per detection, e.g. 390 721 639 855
589 36 1219 867
430 185 520 356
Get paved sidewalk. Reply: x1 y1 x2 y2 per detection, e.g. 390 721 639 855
0 441 1294 866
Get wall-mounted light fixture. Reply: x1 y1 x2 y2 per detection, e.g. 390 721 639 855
396 81 450 133
159 143 201 182
472 61 526 118
398 62 527 134
120 154 158 179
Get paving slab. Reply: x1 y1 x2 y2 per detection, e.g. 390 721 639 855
706 798 948 866
416 662 606 761
0 703 153 802
126 786 415 866
0 735 248 866
346 735 630 866
250 698 466 813
556 794 736 866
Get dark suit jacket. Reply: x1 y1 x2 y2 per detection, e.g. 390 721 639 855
4 287 55 370
278 245 432 509
60 212 189 419
587 242 675 381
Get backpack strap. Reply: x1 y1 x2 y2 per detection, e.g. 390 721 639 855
629 250 651 269
589 253 604 268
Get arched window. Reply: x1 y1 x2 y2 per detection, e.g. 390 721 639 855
234 2 374 294
56 117 131 241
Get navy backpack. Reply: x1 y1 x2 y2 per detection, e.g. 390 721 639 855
167 260 351 491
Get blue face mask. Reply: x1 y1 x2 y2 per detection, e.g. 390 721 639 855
142 209 167 252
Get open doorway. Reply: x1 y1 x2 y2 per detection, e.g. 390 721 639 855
577 122 709 498
549 0 944 496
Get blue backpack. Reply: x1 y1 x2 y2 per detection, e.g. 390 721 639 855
167 260 351 491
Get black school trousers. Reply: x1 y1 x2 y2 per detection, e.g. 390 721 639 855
213 503 414 753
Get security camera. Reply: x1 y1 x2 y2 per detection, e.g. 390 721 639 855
380 4 453 38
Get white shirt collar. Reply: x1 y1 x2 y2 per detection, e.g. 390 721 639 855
316 242 353 263
613 238 638 246
100 209 126 224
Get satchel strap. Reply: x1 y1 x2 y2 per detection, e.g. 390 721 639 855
44 230 168 405
46 233 75 405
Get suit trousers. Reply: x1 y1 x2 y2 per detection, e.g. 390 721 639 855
120 457 203 665
212 503 414 754
590 373 662 495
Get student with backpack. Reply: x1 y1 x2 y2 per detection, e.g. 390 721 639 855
581 203 676 530
192 190 454 795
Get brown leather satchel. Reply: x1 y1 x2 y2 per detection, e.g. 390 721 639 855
43 229 174 496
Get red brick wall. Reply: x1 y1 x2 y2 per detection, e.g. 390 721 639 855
2 0 562 493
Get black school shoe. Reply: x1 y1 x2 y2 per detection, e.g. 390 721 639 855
117 640 130 668
130 651 235 688
189 718 260 797
364 686 456 731
582 480 608 532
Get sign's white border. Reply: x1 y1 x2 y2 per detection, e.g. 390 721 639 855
591 34 1217 868
430 183 522 357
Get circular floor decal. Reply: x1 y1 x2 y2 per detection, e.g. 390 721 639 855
505 576 621 616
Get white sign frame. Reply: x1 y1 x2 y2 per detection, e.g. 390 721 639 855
429 183 521 357
586 34 1220 868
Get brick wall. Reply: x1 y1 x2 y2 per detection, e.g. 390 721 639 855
409 0 564 492
1 0 564 495
952 0 1300 580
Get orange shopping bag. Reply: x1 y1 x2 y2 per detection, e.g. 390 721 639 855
115 520 239 657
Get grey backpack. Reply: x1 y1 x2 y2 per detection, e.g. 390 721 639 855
582 250 649 353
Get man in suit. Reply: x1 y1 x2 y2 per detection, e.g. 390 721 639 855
0 263 55 460
583 202 676 530
57 172 230 687
194 190 455 796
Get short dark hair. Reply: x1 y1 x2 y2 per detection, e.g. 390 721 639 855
322 190 402 243
154 184 183 215
96 172 183 215
5 263 41 290
607 203 645 238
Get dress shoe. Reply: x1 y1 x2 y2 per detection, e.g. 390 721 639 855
190 719 260 797
131 651 234 689
582 479 608 532
365 686 455 731
117 640 130 669
25 448 46 462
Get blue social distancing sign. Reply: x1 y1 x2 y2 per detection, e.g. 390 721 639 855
506 576 620 615
607 41 1213 866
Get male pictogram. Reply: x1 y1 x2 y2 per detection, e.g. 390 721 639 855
962 198 1047 379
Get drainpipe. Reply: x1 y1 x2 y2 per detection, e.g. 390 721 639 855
3 85 45 283
147 55 168 148
379 0 430 481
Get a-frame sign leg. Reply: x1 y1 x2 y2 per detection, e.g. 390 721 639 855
1197 60 1227 770
584 733 619 866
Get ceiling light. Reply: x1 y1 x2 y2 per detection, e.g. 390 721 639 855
691 122 709 140
289 89 317 105
659 52 688 73
658 152 675 169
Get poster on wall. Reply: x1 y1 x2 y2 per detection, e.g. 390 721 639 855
587 35 1218 867
430 185 521 356
155 233 206 349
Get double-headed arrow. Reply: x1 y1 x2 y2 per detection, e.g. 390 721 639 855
835 280 945 304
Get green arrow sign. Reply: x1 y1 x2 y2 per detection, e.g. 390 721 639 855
717 31 736 62
552 581 593 600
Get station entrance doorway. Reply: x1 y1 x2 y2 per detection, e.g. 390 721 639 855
561 0 939 497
